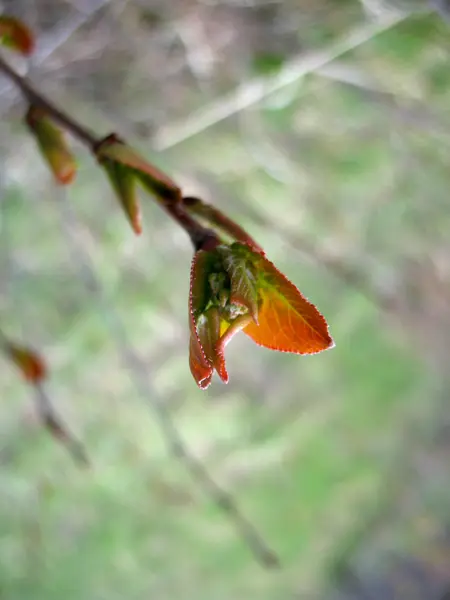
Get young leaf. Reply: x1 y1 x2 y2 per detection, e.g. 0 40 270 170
236 244 334 354
189 320 213 390
0 16 34 56
197 307 228 384
219 245 259 323
103 160 142 235
189 249 217 389
25 106 76 185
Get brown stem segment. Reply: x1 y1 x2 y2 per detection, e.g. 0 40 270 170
0 54 98 148
182 196 263 252
170 202 222 251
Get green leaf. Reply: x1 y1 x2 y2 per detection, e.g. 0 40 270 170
25 106 77 185
103 160 142 235
189 249 222 317
220 244 259 323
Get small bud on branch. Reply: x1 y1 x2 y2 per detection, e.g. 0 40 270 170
0 15 34 56
26 105 77 185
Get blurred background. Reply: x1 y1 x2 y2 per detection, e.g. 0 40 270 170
1 0 450 598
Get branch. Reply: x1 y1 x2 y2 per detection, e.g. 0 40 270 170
0 54 222 251
152 13 406 151
182 196 264 252
0 328 88 465
0 54 98 148
55 193 280 568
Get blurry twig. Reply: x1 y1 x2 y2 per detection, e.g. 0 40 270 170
0 329 88 465
0 54 98 147
54 191 279 568
317 63 450 138
0 56 219 249
0 0 113 111
152 13 406 150
32 381 89 466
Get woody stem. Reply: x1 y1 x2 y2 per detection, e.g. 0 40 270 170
0 54 221 249
0 54 98 148
182 196 263 252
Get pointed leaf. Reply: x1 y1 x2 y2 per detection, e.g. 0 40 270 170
26 106 76 184
4 341 46 382
236 244 334 354
95 136 180 200
189 249 221 316
198 308 228 383
103 160 142 234
0 16 34 55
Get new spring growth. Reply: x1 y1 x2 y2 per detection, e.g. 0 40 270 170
189 241 334 389
95 133 181 235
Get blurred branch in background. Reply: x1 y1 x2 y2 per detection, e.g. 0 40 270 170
152 11 405 150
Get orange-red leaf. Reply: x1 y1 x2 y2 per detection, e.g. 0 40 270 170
4 342 46 382
241 248 333 354
0 16 34 55
26 106 76 185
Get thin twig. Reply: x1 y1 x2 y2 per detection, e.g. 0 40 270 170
182 196 263 252
0 326 88 465
34 382 89 466
0 56 220 250
0 54 98 148
55 191 280 568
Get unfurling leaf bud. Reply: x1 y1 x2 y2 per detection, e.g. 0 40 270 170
189 242 334 389
95 134 181 234
0 15 34 56
25 106 77 184
95 135 180 199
